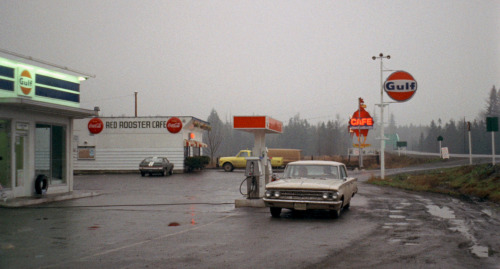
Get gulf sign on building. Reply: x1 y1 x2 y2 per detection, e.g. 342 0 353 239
384 71 417 102
0 56 82 107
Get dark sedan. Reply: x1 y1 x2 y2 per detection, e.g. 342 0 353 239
139 157 174 176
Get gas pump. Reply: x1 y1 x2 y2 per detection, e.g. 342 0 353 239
241 157 262 199
232 116 283 207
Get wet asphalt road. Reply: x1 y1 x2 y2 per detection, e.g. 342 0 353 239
1 166 499 269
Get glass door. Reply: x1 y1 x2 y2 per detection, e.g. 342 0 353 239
14 132 28 196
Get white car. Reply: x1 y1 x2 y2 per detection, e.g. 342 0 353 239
263 160 358 218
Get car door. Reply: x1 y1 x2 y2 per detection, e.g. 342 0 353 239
339 165 353 203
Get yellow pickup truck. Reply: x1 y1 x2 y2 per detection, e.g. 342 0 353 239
218 150 284 172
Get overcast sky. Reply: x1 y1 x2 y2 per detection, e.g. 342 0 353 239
1 1 499 126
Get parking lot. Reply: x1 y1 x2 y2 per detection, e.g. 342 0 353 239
1 168 499 269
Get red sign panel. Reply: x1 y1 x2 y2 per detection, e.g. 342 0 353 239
88 118 104 134
384 71 417 102
233 116 283 134
167 117 183 133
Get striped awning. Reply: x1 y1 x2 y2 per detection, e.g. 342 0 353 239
184 139 208 148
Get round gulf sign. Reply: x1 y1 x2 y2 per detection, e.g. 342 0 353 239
19 69 34 95
88 118 104 134
384 71 417 102
167 117 182 133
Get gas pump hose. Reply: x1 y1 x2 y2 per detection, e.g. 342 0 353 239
239 176 257 197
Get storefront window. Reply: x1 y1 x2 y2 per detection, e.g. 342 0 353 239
0 119 12 189
35 124 66 185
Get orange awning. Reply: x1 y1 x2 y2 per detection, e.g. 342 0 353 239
184 139 207 148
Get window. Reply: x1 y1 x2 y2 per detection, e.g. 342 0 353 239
35 124 66 185
340 166 347 179
0 119 11 188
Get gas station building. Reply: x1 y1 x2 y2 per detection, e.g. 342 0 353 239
0 56 96 199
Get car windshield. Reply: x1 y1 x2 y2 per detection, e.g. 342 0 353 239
144 157 162 162
283 165 340 179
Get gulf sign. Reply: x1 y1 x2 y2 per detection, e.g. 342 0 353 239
18 69 34 97
384 71 417 102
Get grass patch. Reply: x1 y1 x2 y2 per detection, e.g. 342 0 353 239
367 163 500 204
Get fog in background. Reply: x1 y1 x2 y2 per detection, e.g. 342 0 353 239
1 1 499 126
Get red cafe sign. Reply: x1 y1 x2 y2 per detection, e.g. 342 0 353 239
88 118 104 134
167 117 182 133
349 106 373 138
350 117 373 127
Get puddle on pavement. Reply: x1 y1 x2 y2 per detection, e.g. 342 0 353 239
388 215 405 219
389 210 404 214
426 205 455 219
471 244 489 258
426 204 489 258
481 209 492 217
88 225 100 230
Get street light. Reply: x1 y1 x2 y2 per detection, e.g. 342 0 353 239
372 53 390 179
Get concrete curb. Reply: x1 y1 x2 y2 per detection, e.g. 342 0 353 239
0 191 100 208
235 198 265 208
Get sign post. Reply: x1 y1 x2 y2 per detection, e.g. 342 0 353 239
487 117 498 165
373 52 418 179
348 98 373 169
437 135 444 158
467 121 472 165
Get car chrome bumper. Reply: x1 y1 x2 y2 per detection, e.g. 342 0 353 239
262 198 342 210
139 167 164 171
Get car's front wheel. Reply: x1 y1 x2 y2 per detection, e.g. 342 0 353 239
169 168 173 176
331 200 343 218
270 207 282 218
331 207 341 218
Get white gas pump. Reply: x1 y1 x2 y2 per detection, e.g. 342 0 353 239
242 157 262 199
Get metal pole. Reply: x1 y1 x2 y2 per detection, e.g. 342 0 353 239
492 131 495 165
439 140 442 158
372 53 390 179
468 130 472 165
379 57 385 179
134 91 138 117
358 99 363 168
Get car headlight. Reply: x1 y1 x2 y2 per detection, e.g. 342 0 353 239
265 190 280 198
273 191 280 198
323 192 339 200
265 190 272 198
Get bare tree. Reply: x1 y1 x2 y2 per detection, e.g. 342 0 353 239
205 109 224 167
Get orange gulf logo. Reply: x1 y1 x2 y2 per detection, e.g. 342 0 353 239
19 70 34 95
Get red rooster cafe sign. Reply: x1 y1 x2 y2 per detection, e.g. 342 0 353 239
349 98 374 148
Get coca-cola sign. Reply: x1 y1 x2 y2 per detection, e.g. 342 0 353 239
167 117 182 133
88 118 104 134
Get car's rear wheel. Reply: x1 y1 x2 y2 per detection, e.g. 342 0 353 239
223 163 233 172
141 171 145 177
270 207 282 218
169 168 173 175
